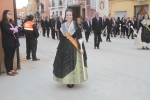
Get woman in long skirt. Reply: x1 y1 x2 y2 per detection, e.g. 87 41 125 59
135 14 150 49
53 9 88 88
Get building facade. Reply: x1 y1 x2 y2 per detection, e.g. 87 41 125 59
27 0 37 15
49 0 96 19
17 6 27 18
36 0 50 18
109 0 150 19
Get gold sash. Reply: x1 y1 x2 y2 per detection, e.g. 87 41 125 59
144 24 150 31
64 29 79 50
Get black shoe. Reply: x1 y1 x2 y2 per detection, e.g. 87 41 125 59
68 84 74 88
26 57 31 60
146 47 149 50
94 47 96 49
67 84 69 87
97 47 100 49
109 40 111 42
32 58 40 61
142 47 145 49
132 38 134 39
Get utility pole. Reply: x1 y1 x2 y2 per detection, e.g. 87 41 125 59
13 0 21 69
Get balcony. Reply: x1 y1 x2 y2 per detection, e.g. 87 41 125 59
67 0 86 7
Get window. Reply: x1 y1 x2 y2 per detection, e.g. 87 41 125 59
56 11 58 16
60 11 62 16
59 0 62 6
52 0 55 7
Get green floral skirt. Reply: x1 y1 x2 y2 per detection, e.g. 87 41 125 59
53 51 88 84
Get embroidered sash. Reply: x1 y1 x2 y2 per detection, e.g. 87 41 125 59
144 24 150 31
64 29 79 50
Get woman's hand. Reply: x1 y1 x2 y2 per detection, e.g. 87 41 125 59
79 50 84 54
10 28 14 30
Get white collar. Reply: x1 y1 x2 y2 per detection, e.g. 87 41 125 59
60 21 76 36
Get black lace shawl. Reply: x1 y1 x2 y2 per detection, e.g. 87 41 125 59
141 24 150 43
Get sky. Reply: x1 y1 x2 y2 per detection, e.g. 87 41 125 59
16 0 28 9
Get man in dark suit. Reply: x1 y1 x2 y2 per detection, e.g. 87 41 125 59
55 16 63 40
127 17 134 39
50 14 57 40
41 16 46 36
106 14 113 42
83 17 92 42
92 12 103 49
112 17 117 37
133 17 138 30
45 17 50 37
49 16 52 38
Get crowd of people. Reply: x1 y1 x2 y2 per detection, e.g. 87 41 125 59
81 12 150 49
16 12 149 50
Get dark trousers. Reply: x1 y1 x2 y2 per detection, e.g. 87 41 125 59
128 29 134 39
85 32 90 42
18 27 22 36
46 27 49 37
26 39 37 59
42 27 46 36
125 28 128 36
107 29 111 41
51 29 56 39
113 27 117 37
94 30 101 47
3 47 16 73
116 27 120 35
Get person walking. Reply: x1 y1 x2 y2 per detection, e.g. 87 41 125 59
53 9 88 88
83 17 92 42
92 12 103 49
106 14 113 42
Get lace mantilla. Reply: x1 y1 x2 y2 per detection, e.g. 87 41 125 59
60 21 76 36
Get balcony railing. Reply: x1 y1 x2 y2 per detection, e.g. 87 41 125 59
67 0 86 6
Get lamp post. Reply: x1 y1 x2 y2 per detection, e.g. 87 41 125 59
13 0 21 69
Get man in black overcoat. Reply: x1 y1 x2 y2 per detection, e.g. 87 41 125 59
92 12 103 49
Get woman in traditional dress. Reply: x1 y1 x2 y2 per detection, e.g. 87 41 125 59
135 14 150 49
53 9 88 88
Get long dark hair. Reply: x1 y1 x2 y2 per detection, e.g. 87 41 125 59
1 10 13 24
63 9 78 30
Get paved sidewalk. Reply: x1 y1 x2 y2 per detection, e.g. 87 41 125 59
0 34 150 100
